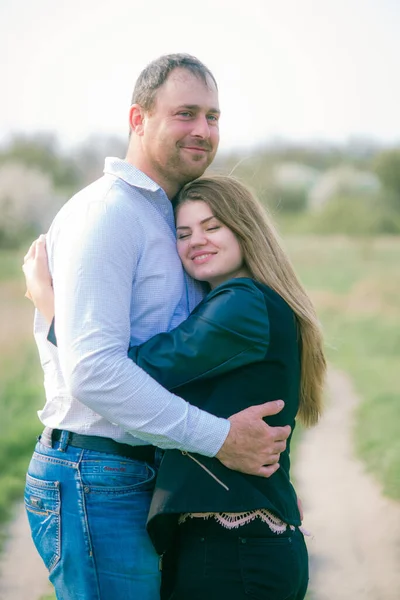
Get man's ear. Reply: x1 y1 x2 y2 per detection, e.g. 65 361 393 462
129 104 146 136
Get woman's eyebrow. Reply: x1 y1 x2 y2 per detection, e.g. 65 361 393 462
176 216 216 231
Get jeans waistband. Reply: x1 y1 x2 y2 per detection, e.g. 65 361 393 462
41 427 157 463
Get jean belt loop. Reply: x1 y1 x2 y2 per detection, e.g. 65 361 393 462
154 448 165 468
58 429 71 452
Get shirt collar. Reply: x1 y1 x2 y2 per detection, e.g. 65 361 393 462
104 157 162 193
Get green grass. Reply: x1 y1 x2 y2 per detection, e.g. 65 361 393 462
286 236 400 500
40 593 56 600
0 234 399 545
0 345 43 527
285 235 399 294
0 247 25 282
320 312 400 498
39 594 57 600
1 238 398 600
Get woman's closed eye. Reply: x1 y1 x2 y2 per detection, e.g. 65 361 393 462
178 226 220 240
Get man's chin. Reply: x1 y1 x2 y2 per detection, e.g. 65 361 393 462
183 159 211 180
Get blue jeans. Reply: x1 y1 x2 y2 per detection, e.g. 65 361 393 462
24 431 161 600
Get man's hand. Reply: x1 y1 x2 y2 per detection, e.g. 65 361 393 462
216 400 291 478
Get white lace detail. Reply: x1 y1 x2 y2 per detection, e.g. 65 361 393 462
178 509 291 534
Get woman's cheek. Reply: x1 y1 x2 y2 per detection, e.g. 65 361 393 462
176 241 185 261
176 242 190 272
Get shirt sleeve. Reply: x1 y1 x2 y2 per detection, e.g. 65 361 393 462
128 280 270 391
49 191 230 457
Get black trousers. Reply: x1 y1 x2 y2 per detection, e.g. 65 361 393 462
161 516 309 600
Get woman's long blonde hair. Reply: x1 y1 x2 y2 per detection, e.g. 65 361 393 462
177 175 326 427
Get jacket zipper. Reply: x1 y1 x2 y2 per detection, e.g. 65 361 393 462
181 451 230 491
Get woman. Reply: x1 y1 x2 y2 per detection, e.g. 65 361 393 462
24 175 326 600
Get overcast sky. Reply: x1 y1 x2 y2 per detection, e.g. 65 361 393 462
1 0 399 151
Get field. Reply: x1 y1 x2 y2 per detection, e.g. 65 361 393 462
0 250 43 530
1 237 399 600
1 237 399 507
286 236 400 500
0 236 399 531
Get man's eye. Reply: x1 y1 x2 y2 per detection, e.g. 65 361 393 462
178 112 192 118
207 115 219 122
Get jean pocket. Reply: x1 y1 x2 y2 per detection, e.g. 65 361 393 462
239 536 298 600
80 457 156 495
24 474 61 573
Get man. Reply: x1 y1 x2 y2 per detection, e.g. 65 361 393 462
24 54 290 600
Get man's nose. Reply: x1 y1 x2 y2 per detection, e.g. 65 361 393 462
191 115 210 139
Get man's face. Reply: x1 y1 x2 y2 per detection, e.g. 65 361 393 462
140 68 220 191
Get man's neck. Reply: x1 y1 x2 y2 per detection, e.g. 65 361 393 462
125 153 179 200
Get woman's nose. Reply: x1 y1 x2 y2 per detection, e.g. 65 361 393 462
190 230 207 246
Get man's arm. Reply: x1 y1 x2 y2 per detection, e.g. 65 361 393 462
26 215 290 476
49 193 230 456
128 279 291 477
48 282 268 390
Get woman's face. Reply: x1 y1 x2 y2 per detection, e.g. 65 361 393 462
176 200 250 289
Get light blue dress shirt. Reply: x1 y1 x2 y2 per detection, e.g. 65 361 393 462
33 158 230 456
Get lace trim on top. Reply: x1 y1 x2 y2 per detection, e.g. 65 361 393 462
178 509 295 534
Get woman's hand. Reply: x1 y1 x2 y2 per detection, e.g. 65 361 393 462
297 496 304 522
22 234 55 324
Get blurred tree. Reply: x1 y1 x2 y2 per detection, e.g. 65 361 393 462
374 149 400 210
269 162 319 212
308 194 400 235
73 135 127 186
0 162 65 247
308 166 380 211
0 133 80 192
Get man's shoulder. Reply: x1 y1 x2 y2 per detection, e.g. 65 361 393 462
47 174 148 251
53 174 147 223
70 173 136 208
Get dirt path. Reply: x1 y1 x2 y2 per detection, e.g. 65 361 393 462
296 369 400 600
1 369 399 599
0 505 51 600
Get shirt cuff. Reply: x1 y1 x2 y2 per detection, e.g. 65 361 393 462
185 410 231 457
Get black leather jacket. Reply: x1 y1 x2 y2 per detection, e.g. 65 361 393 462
128 278 302 555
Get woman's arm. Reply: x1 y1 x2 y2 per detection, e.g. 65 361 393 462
49 279 270 391
22 235 55 323
25 240 270 390
128 279 270 391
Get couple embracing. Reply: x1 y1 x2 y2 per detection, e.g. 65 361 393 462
23 53 326 600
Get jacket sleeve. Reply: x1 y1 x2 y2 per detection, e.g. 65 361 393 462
48 319 56 346
127 279 270 391
47 279 270 392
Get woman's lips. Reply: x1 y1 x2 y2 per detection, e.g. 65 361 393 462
191 252 215 264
